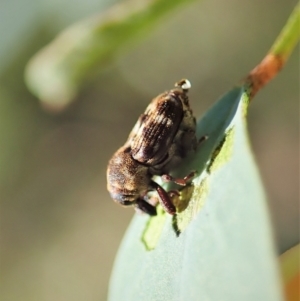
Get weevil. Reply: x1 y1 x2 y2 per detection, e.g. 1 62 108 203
106 79 198 216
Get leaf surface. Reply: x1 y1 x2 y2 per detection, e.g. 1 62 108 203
108 86 284 301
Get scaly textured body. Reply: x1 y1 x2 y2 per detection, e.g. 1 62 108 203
107 79 197 215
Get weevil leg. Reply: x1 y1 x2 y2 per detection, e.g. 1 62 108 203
198 135 208 145
135 198 157 216
160 136 208 186
151 181 176 215
161 170 197 186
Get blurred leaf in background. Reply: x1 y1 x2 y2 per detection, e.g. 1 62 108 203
0 0 298 300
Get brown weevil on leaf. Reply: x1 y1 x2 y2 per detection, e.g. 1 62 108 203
106 79 198 216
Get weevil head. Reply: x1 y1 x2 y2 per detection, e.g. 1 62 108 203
106 145 151 207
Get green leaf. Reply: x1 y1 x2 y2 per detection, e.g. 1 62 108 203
24 0 197 109
108 86 284 301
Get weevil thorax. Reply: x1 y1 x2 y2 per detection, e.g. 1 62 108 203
106 145 150 206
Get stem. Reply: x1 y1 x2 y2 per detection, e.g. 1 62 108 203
245 4 300 99
270 4 300 60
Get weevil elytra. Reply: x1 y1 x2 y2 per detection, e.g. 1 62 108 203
106 79 198 216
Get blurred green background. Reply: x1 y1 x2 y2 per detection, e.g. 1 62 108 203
0 0 298 300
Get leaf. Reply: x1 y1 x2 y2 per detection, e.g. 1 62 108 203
24 0 197 110
108 86 284 301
